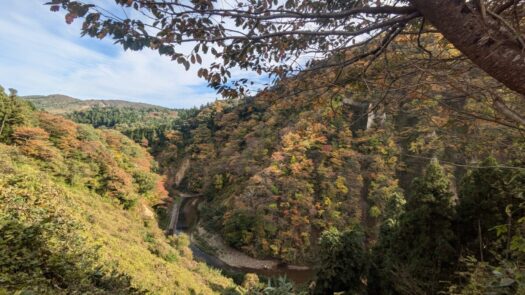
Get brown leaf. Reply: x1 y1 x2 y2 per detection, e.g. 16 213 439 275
65 12 76 25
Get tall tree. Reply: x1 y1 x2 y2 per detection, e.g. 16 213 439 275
382 159 458 294
48 0 525 126
458 156 525 262
314 227 368 295
0 87 31 142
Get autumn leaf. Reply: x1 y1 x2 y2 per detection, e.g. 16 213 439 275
65 12 76 24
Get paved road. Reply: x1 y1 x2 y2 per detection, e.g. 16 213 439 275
167 191 200 236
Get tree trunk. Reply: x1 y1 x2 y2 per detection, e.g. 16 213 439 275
410 0 525 96
0 114 7 138
477 218 484 262
493 98 525 126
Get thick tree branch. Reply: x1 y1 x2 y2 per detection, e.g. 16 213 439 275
493 97 525 125
410 0 525 97
494 0 521 14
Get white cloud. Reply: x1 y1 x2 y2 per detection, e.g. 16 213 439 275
0 0 219 108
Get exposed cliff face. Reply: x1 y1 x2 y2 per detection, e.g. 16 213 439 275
174 157 191 187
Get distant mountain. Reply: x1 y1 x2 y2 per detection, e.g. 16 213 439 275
21 94 168 114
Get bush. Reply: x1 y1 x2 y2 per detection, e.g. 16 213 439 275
223 210 257 249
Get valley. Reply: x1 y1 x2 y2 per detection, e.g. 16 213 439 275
168 187 315 284
2 1 525 293
14 49 523 293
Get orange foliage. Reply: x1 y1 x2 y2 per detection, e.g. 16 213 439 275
12 126 59 160
104 166 134 199
38 112 77 138
155 176 169 198
12 126 49 143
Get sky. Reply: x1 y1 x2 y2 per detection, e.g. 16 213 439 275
0 1 223 108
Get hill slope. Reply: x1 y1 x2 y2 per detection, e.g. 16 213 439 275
21 94 168 114
151 36 525 267
0 91 238 294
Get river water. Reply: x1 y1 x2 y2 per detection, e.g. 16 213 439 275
176 196 315 284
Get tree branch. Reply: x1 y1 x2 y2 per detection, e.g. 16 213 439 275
492 96 525 126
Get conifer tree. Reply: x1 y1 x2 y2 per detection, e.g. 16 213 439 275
458 156 525 261
314 227 368 295
384 159 458 294
0 87 31 142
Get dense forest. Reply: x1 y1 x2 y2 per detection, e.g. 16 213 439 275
43 36 525 294
151 37 525 294
2 0 525 294
68 106 184 148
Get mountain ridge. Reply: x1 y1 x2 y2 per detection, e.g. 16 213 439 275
21 94 169 114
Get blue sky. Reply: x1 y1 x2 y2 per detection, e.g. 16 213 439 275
0 1 223 108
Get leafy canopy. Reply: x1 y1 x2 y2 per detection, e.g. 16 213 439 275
46 0 525 126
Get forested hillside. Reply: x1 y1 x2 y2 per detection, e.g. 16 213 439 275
0 88 238 294
67 106 186 148
6 34 525 295
145 36 525 293
20 94 184 148
42 35 525 294
4 0 525 294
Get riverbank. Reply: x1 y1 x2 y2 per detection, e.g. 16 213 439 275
166 184 314 283
194 226 280 269
192 226 314 284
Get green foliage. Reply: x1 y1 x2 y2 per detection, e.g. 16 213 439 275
223 210 258 249
0 87 32 142
262 277 295 295
0 94 237 294
0 172 143 294
398 160 457 292
245 276 299 295
314 227 368 294
67 106 195 150
133 170 156 194
458 156 525 261
356 125 406 240
374 160 458 294
447 256 525 295
450 156 525 294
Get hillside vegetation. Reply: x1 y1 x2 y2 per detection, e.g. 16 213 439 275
22 94 187 149
0 88 237 294
151 37 524 293
67 105 190 149
19 36 525 294
22 94 167 114
149 37 524 264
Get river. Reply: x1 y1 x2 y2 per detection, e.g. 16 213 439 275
174 195 315 285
